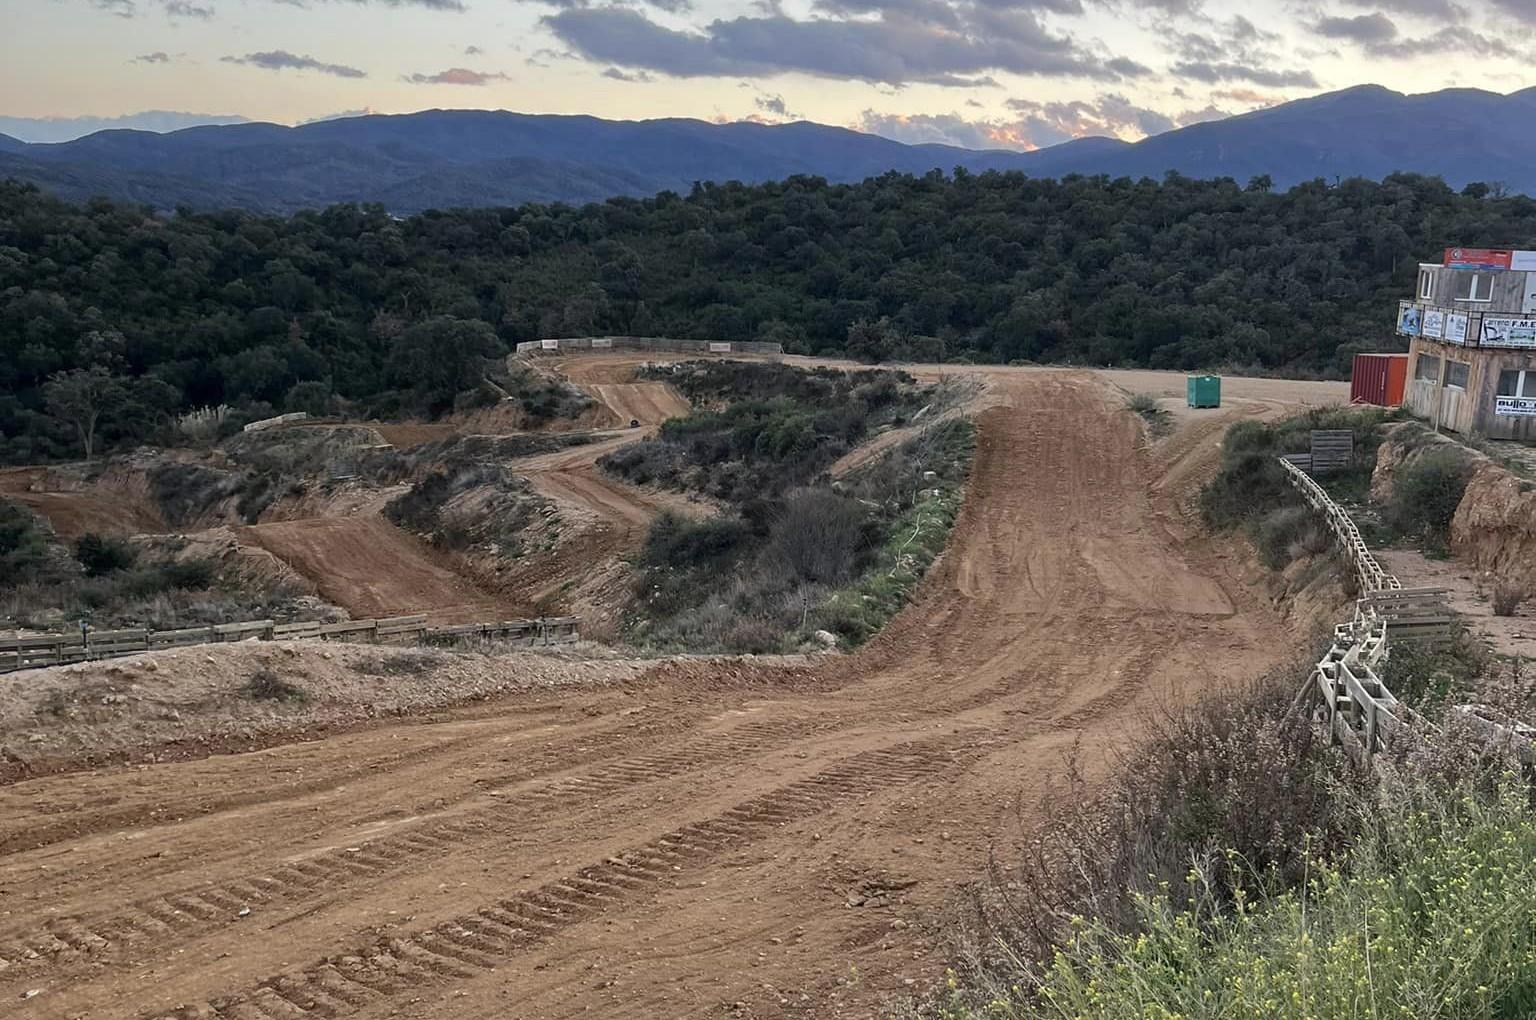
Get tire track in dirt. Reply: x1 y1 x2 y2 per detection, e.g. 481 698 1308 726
137 732 988 1020
0 717 834 984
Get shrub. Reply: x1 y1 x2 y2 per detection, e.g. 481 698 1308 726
1252 505 1327 570
958 665 1358 980
1493 581 1525 617
1127 393 1172 437
1385 449 1472 548
642 513 751 568
75 533 137 576
764 489 869 584
966 776 1536 1020
240 667 307 703
1200 452 1297 529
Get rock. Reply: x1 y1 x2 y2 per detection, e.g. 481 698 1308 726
141 659 158 673
812 630 839 649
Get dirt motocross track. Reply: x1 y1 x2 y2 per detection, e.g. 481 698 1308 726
0 368 1346 1019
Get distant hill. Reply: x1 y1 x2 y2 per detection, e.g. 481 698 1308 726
4 87 1536 213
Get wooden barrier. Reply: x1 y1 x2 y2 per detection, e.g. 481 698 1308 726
1280 456 1458 764
514 337 783 357
0 613 577 675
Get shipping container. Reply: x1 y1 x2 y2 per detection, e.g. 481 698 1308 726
1350 353 1408 407
1186 375 1221 408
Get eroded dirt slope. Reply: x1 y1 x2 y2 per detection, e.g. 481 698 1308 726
0 369 1345 1020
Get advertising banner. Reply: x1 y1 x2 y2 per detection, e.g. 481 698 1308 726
1481 317 1536 348
1445 247 1514 270
1397 302 1422 336
1496 396 1536 417
708 342 732 353
1445 312 1470 344
540 339 559 350
591 338 613 348
1513 251 1536 272
1422 308 1446 339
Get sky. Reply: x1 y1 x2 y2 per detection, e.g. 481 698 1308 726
3 0 1535 149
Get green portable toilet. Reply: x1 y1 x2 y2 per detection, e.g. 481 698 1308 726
1187 375 1221 408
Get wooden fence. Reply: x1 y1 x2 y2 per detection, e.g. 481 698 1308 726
1 615 580 675
513 337 783 357
1279 457 1460 764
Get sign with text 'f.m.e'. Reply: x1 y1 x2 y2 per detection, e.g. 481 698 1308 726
1482 317 1536 348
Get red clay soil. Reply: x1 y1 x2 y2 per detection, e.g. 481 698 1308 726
0 370 1348 1020
235 515 517 624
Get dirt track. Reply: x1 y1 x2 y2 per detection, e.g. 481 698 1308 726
0 368 1347 1019
236 516 511 623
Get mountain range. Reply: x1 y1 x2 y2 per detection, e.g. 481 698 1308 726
4 85 1535 214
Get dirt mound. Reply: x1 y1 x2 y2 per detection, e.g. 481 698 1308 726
236 516 512 623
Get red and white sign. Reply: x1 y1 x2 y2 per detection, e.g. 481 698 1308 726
1444 247 1514 270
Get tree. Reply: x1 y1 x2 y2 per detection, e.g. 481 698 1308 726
386 316 504 416
43 366 123 459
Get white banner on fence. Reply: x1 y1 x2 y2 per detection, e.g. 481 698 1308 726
1422 308 1446 339
1445 312 1470 344
708 342 732 353
1496 396 1536 417
591 338 613 348
1482 317 1536 348
541 339 560 350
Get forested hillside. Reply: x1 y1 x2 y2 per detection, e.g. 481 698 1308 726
3 170 1534 463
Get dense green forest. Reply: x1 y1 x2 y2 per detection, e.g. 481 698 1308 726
3 170 1533 463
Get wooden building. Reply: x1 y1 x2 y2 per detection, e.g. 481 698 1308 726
1396 247 1536 439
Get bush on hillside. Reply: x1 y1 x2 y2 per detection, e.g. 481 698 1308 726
954 664 1357 983
75 533 137 576
1385 449 1472 548
943 774 1536 1020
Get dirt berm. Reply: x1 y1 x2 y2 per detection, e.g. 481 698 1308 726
0 368 1345 1020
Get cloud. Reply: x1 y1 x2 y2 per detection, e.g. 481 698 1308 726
1339 0 1466 23
1367 24 1528 57
90 0 135 15
297 107 381 124
403 67 511 84
164 0 214 16
860 91 1204 152
601 66 656 82
1314 12 1398 43
1170 60 1318 88
464 45 484 55
755 92 796 118
542 6 1149 87
133 51 173 63
221 50 368 77
858 111 1003 148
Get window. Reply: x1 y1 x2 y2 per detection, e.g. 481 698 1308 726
1455 273 1494 302
1498 369 1536 397
1416 354 1441 382
1419 269 1435 300
1446 361 1469 389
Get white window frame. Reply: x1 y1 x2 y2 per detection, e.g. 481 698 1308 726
1498 369 1536 398
1455 273 1494 303
1418 268 1435 300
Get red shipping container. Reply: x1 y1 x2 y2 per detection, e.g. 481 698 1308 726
1351 353 1408 407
